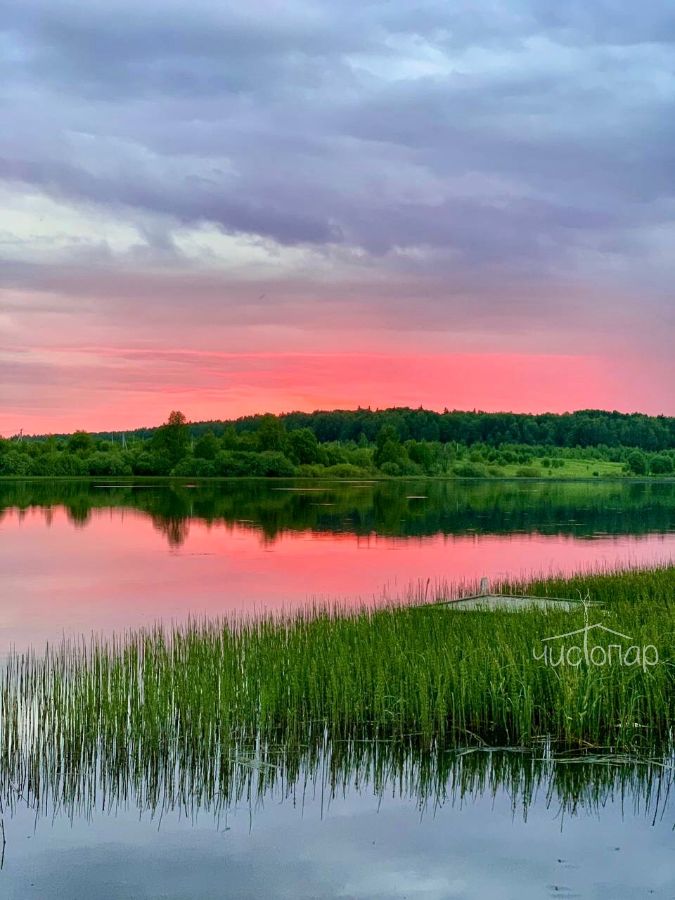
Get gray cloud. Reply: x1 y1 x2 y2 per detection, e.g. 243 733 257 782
1 0 674 323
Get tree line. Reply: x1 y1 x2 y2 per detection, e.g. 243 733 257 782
1 408 674 478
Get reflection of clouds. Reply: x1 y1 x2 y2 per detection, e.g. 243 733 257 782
5 776 674 899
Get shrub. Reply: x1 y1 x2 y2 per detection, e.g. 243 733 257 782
323 464 371 478
216 451 258 477
379 461 402 476
29 453 88 476
650 455 673 475
86 452 132 477
132 451 172 476
0 451 31 476
171 457 217 477
453 462 488 478
252 452 296 477
626 450 648 475
193 432 220 460
216 451 296 478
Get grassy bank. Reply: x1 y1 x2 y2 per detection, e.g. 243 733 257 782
0 565 672 826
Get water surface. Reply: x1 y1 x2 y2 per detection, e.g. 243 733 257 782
1 478 673 652
1 478 674 898
1 748 672 900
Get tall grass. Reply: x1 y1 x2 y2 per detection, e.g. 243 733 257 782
0 565 672 824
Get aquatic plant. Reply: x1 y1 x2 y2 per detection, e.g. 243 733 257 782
0 565 672 827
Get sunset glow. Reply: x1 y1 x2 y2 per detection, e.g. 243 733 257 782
2 347 672 435
1 2 674 433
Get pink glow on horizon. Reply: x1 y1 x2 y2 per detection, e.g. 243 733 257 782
2 350 672 436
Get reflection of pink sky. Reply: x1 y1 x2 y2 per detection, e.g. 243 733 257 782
1 507 673 653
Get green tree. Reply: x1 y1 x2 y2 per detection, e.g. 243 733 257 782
649 454 673 475
257 415 286 452
67 430 94 453
0 450 31 475
194 431 220 460
374 425 405 469
626 449 648 475
406 440 435 473
221 426 239 450
151 411 189 467
87 452 132 476
288 428 320 464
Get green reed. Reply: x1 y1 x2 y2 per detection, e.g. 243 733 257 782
0 564 673 823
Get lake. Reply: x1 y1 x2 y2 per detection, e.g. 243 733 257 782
1 746 674 899
0 477 673 898
0 478 673 652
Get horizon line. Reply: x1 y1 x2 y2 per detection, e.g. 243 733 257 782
4 404 673 441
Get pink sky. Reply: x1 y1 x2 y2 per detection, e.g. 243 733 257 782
2 272 673 435
2 230 673 435
1 346 673 435
2 2 675 435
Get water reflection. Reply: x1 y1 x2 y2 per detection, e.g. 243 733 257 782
1 478 674 547
1 738 672 838
2 739 673 899
1 480 673 897
1 480 674 653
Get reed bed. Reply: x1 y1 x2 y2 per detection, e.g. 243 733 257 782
0 565 673 823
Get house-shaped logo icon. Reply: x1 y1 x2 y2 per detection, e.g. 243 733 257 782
534 597 658 669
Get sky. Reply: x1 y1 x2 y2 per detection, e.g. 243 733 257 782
1 0 674 434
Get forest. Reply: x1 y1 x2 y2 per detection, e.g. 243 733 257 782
1 408 674 478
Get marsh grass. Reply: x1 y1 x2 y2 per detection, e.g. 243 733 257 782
0 565 672 827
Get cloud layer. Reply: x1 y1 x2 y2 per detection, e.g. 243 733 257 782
1 1 674 431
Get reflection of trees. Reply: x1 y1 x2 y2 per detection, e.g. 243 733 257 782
67 501 92 527
0 478 673 548
151 515 190 548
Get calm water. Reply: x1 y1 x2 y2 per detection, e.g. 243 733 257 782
1 748 673 899
1 477 673 898
0 478 673 652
